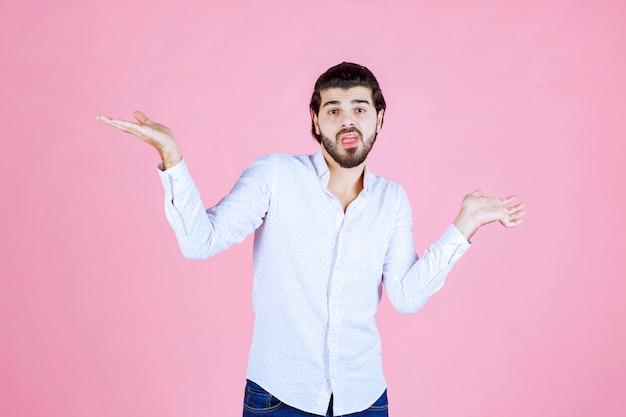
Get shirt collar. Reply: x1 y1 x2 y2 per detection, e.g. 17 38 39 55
311 149 373 193
312 149 329 183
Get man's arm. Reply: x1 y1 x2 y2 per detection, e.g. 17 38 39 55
383 187 525 314
96 111 270 259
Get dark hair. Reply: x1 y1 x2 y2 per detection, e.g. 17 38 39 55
309 62 386 143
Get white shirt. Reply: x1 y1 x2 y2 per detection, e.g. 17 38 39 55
158 150 470 415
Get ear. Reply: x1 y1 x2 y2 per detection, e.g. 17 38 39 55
376 109 384 133
310 110 320 135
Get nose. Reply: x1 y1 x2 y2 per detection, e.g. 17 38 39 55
341 115 356 128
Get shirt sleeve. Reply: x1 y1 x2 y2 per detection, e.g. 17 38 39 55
382 187 471 314
157 157 272 259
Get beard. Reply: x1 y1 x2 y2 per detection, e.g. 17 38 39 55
321 127 377 169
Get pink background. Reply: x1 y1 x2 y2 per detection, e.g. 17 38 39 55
2 1 625 416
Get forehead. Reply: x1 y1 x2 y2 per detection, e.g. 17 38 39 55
320 86 374 105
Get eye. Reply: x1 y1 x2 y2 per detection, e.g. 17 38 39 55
356 107 366 114
328 109 338 115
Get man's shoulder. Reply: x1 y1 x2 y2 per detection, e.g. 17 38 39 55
244 152 317 178
252 152 308 164
250 152 317 169
366 170 408 197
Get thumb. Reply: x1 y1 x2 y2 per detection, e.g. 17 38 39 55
472 189 484 197
133 110 152 126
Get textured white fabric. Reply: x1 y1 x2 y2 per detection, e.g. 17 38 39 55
157 150 470 415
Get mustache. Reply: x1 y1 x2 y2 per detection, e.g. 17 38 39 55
336 127 362 139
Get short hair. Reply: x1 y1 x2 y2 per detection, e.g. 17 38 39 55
309 62 387 143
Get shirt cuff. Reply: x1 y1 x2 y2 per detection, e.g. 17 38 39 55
438 224 472 263
157 158 193 195
445 223 472 245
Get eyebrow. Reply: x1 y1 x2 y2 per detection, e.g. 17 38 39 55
322 99 372 108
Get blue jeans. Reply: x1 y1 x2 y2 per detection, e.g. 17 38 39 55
242 379 388 417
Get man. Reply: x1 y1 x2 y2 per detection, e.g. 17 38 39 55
97 62 525 417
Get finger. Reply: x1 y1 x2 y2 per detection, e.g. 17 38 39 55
505 217 524 227
97 114 129 126
133 110 153 126
99 116 151 138
504 202 525 214
96 114 115 124
501 207 526 227
508 209 526 220
97 115 128 130
103 117 142 132
497 195 517 205
471 190 484 197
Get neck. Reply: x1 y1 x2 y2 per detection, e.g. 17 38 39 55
321 146 365 211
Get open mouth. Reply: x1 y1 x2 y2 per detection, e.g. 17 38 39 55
340 133 359 148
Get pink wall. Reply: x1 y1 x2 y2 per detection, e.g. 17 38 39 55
2 1 625 416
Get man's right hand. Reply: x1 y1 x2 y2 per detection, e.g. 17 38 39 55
97 111 183 170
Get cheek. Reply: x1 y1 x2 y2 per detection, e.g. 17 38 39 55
317 120 335 135
365 119 379 134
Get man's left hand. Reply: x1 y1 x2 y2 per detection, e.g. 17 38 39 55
453 190 525 241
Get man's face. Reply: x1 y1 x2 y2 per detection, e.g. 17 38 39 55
312 86 384 169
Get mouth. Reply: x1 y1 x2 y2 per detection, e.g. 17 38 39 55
339 132 360 148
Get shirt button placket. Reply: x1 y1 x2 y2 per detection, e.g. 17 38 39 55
327 200 345 394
